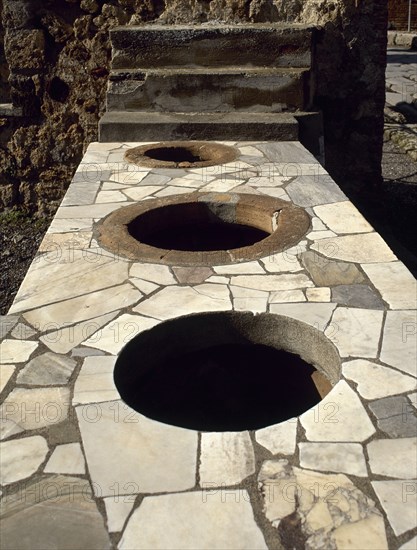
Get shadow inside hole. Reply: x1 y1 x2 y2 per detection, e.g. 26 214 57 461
145 146 202 163
115 342 324 432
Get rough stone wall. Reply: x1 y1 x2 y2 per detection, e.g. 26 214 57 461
0 0 10 102
388 0 417 31
0 0 387 213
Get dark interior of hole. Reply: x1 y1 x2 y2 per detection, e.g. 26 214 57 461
145 147 202 163
114 343 323 431
129 218 270 251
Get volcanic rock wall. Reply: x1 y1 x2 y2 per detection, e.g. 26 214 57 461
0 0 387 213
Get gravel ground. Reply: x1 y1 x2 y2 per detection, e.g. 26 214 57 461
1 138 416 315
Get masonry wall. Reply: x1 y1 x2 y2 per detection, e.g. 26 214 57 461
388 0 417 31
0 0 387 213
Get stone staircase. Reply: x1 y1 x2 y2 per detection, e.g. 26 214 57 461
99 24 321 145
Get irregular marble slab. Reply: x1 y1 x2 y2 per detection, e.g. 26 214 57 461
380 310 417 377
306 287 331 302
367 438 417 478
331 284 385 309
73 356 119 405
298 442 367 476
300 380 376 442
76 400 197 496
311 233 396 263
0 340 38 364
199 432 255 487
301 251 365 286
231 273 313 292
0 315 19 339
119 491 267 550
342 359 416 399
269 289 306 303
313 201 373 233
44 442 85 475
172 266 213 284
368 396 417 438
286 175 347 207
269 303 336 331
103 498 135 533
0 475 111 550
10 322 37 339
0 365 15 393
255 419 297 455
372 480 417 536
213 261 264 274
16 352 77 386
0 436 48 484
362 262 417 310
130 263 176 285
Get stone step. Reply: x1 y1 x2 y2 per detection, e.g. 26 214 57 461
98 111 299 142
107 68 311 113
110 24 315 70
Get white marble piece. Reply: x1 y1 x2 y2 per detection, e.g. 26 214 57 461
167 177 206 188
367 438 416 478
257 188 290 200
0 436 48 485
47 218 93 233
268 303 336 331
306 287 331 302
269 289 306 303
255 419 297 455
372 480 417 536
0 340 38 364
0 365 15 393
311 217 327 231
361 262 417 309
109 170 149 184
123 185 162 200
73 356 119 404
201 179 246 192
213 261 264 274
399 536 417 550
247 176 288 187
300 380 376 442
44 443 85 475
231 273 314 292
133 284 232 320
24 284 141 329
325 307 384 358
104 498 135 533
130 263 176 285
199 432 255 487
154 185 195 197
239 145 264 157
261 252 303 273
230 286 268 313
76 401 197 496
95 190 128 203
39 311 119 354
10 249 129 314
0 387 70 440
307 230 338 241
380 310 417 377
205 275 230 284
314 201 373 234
311 233 396 263
102 181 129 190
83 313 160 354
299 442 368 476
119 491 267 550
342 359 417 399
55 202 127 219
331 515 388 550
38 231 92 253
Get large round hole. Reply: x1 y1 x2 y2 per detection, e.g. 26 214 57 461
124 141 238 168
114 312 341 432
128 202 270 251
95 193 311 265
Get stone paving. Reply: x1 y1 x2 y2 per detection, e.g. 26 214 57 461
0 140 416 549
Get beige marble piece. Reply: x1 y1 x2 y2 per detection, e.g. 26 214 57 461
314 201 373 234
269 289 306 303
300 380 376 442
44 443 85 475
0 436 49 485
123 185 162 200
342 359 416 399
325 307 384 358
73 356 119 405
306 287 331 302
76 401 197 496
130 263 176 285
0 340 38 364
24 284 141 329
119 491 268 550
380 310 417 377
0 365 15 394
213 261 264 274
362 262 417 309
133 284 232 320
39 231 92 253
269 303 336 330
231 273 314 292
103 498 135 533
311 233 396 263
83 313 160 354
199 432 255 487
